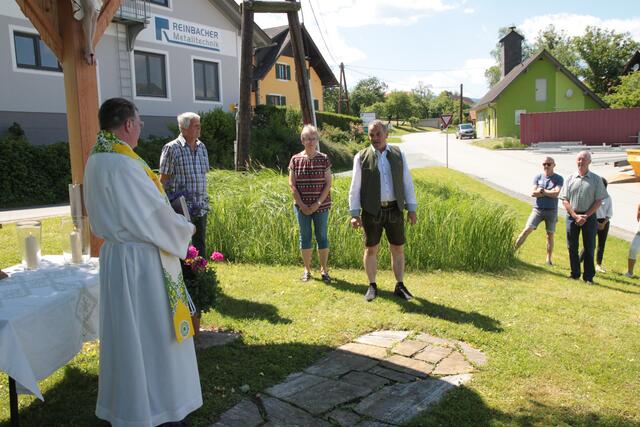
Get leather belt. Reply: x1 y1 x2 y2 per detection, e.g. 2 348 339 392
380 201 396 208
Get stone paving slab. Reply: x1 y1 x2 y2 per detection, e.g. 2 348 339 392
381 355 434 378
355 331 410 348
341 371 391 390
414 345 453 364
432 351 474 376
354 421 395 427
305 351 379 378
210 398 263 427
265 372 326 399
354 375 470 425
338 342 389 360
459 342 488 366
368 366 417 383
326 408 362 426
391 339 428 357
260 396 332 427
194 331 240 350
211 331 485 426
414 333 459 347
283 378 371 415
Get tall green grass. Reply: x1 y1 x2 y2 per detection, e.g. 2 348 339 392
206 168 517 271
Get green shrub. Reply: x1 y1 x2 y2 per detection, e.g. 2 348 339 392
0 134 70 208
249 105 301 170
199 108 236 169
319 139 359 171
206 169 516 272
315 111 362 131
135 135 171 169
319 124 351 144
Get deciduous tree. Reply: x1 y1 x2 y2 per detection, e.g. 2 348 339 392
604 72 640 108
574 26 640 96
350 77 388 116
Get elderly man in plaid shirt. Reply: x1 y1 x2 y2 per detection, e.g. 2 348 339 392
160 112 210 256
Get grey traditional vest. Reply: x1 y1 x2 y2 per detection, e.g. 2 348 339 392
359 145 405 216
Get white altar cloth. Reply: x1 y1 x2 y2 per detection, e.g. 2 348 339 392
0 255 99 400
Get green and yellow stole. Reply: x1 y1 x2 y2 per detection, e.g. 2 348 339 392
92 130 195 342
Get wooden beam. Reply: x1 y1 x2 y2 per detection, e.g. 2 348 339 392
244 1 301 13
286 1 314 125
93 0 122 48
237 1 255 170
16 0 63 60
58 0 103 255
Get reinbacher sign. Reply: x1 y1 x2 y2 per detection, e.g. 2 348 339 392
137 14 237 57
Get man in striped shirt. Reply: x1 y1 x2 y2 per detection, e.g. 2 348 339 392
160 112 210 256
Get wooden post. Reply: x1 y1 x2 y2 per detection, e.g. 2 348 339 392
57 0 103 255
286 0 314 125
237 1 254 171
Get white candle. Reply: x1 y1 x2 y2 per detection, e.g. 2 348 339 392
24 234 39 269
70 230 83 263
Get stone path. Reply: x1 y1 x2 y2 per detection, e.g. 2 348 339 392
211 330 486 426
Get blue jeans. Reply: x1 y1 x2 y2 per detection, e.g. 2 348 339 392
294 206 329 250
566 214 597 281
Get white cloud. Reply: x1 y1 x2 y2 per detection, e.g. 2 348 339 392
382 57 494 97
463 7 475 14
249 0 456 29
519 13 640 41
250 0 458 69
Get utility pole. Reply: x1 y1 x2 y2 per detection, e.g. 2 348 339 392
286 0 314 125
338 62 350 114
459 83 463 124
236 1 254 171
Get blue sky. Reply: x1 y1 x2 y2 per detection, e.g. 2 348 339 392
250 0 640 99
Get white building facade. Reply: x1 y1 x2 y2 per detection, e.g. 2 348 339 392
0 0 268 144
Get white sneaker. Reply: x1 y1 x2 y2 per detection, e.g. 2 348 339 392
624 272 634 278
595 265 606 273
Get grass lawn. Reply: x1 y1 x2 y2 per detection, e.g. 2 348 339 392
1 168 640 426
387 123 432 143
472 137 527 150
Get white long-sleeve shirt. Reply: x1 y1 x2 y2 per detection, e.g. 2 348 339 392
596 196 613 219
348 145 418 217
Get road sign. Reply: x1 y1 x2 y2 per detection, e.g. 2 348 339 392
440 114 453 128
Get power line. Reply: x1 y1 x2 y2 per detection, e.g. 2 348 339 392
307 0 338 66
344 66 460 91
348 64 488 72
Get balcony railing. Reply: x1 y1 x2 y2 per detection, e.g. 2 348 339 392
113 0 149 24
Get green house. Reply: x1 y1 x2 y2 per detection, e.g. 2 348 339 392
471 29 606 139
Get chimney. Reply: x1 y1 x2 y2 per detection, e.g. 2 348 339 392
499 27 524 78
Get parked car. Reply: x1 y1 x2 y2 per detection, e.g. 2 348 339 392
455 123 476 139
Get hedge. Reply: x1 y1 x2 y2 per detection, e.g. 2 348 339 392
315 111 362 131
0 126 71 209
2 107 360 208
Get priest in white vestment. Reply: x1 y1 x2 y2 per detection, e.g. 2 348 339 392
84 98 202 427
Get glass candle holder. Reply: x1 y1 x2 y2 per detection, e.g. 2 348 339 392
61 216 91 264
16 220 42 269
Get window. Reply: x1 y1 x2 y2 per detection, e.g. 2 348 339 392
266 95 286 106
275 63 291 80
148 0 169 6
135 51 167 97
515 109 526 125
13 31 61 72
313 99 319 111
193 60 220 102
535 78 547 101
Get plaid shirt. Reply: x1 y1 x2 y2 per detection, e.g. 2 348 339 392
159 135 210 216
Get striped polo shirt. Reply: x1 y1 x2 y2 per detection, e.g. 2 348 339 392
288 151 332 212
